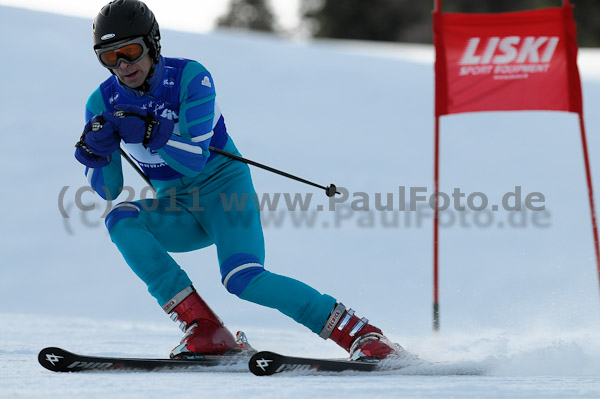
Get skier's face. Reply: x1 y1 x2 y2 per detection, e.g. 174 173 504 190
113 54 153 89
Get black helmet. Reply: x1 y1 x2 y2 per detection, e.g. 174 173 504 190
93 0 161 64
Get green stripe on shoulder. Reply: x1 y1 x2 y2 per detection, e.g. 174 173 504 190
86 87 107 116
180 61 209 104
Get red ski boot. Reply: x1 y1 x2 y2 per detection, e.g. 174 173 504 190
319 303 404 361
163 287 242 358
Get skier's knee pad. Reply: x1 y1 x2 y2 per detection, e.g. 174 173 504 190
220 253 265 296
105 202 142 233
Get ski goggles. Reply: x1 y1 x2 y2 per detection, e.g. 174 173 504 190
95 37 149 69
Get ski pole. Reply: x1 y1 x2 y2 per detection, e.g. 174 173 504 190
119 148 155 190
208 146 340 198
119 147 340 198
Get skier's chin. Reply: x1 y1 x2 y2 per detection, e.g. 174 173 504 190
118 70 143 88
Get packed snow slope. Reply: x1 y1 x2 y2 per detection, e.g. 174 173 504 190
1 6 600 398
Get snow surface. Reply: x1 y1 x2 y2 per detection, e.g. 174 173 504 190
1 5 600 398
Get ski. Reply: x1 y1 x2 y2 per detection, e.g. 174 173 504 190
248 351 378 375
38 347 250 373
248 351 488 376
39 347 487 375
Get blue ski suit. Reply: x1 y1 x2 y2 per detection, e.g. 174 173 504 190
83 56 336 333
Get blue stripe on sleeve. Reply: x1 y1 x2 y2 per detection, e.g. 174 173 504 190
188 119 215 138
158 135 209 174
157 147 208 176
185 102 215 128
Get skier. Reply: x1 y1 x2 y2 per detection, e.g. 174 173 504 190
75 0 402 362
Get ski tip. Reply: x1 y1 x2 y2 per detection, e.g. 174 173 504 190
248 351 282 376
38 347 71 372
